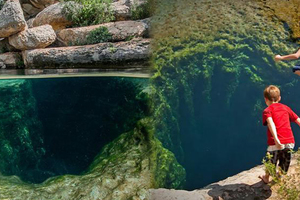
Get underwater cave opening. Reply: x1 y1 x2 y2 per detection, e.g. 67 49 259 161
0 77 149 184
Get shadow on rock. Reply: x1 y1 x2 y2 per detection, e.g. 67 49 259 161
206 181 272 200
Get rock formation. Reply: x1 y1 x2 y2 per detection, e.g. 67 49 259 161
150 155 300 200
9 24 56 50
22 38 151 68
32 2 74 30
56 20 149 46
0 0 26 38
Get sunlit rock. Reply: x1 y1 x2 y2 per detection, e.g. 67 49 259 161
32 2 75 30
9 24 56 50
56 20 149 46
22 38 151 68
0 0 26 38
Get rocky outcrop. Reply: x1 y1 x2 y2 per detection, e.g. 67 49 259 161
20 0 58 19
9 25 56 50
32 2 74 30
56 20 149 46
0 52 21 68
22 38 151 68
0 119 185 199
111 0 131 21
0 0 27 38
150 156 300 200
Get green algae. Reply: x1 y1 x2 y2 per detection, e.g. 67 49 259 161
150 0 300 159
0 80 45 180
0 118 185 199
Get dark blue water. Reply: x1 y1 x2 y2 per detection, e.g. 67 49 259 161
0 77 149 183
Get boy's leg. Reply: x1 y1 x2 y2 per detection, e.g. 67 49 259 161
260 151 278 183
278 148 292 173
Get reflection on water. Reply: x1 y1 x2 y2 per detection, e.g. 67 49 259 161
0 77 149 183
151 0 300 190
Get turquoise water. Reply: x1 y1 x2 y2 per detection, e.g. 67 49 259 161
0 76 149 184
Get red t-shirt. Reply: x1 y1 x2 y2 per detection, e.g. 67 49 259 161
262 103 298 145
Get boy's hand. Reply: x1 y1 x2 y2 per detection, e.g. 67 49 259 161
275 142 284 150
275 55 282 62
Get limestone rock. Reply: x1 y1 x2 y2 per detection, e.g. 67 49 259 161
32 2 74 30
9 25 56 50
56 20 149 46
111 0 131 21
29 0 57 9
21 3 41 19
22 38 151 68
0 38 18 52
0 52 21 67
26 18 34 28
150 156 300 200
0 0 26 38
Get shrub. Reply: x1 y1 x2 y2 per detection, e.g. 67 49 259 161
62 0 115 27
130 0 152 20
85 26 112 44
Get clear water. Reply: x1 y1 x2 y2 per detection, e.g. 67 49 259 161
0 74 149 184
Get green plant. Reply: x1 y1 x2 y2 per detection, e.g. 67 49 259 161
130 0 151 20
62 0 115 27
263 151 300 200
86 26 112 44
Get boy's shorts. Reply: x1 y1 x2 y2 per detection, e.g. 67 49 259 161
292 65 300 73
267 148 292 173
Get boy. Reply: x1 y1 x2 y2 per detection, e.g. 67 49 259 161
274 49 300 76
259 85 300 183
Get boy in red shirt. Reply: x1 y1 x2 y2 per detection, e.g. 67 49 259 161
260 85 300 183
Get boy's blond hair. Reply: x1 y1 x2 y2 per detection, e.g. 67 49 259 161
264 85 280 102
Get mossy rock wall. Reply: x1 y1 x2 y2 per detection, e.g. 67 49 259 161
0 118 185 199
0 80 44 179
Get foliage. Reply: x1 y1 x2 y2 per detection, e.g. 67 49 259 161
263 151 300 200
85 26 112 44
62 0 115 27
130 0 152 20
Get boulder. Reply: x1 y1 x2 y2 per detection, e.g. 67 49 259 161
0 52 22 68
29 0 57 9
21 3 41 19
111 0 131 21
22 38 151 68
9 25 56 50
0 0 26 38
26 18 34 28
32 2 74 30
56 20 149 46
0 38 18 52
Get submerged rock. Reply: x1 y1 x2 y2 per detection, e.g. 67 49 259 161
56 20 149 46
0 0 27 38
9 24 56 50
0 119 185 199
22 38 151 68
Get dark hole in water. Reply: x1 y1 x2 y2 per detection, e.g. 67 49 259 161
0 77 149 184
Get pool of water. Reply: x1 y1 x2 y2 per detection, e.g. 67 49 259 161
0 74 149 184
151 0 300 190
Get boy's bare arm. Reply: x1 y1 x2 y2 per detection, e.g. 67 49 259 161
266 117 284 149
295 118 300 127
275 49 300 61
